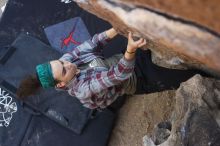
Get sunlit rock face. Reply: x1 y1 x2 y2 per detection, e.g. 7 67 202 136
154 74 220 146
73 0 220 76
108 75 220 146
120 0 220 34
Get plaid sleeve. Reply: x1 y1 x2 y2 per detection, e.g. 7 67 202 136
59 52 74 62
77 56 135 96
92 57 135 91
91 31 110 47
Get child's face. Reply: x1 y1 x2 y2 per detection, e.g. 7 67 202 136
50 60 80 87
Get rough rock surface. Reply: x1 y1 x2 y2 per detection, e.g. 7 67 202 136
122 0 220 34
108 91 176 146
73 0 220 76
109 75 220 146
144 74 220 146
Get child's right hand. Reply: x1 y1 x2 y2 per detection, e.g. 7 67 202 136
126 32 146 53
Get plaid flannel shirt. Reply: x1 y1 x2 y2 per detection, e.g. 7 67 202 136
59 31 135 109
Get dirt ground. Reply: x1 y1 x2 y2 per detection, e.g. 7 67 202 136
108 90 176 146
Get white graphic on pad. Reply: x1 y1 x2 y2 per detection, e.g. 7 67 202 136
0 87 17 127
61 0 72 4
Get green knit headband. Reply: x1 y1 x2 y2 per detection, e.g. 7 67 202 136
36 62 55 88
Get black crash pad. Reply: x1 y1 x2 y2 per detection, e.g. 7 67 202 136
0 0 126 145
0 78 32 146
0 0 126 58
20 110 115 146
0 33 93 134
0 79 115 146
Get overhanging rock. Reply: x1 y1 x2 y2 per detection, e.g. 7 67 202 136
73 0 220 76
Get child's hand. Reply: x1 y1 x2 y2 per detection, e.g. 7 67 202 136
127 32 146 53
